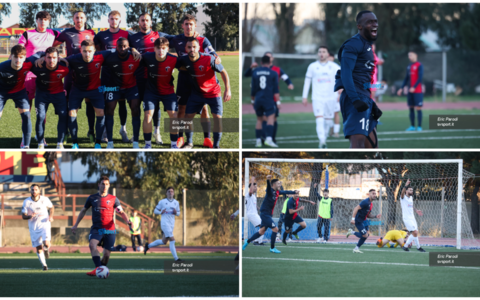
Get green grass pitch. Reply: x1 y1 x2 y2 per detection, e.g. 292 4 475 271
242 243 480 297
0 252 238 297
0 55 239 149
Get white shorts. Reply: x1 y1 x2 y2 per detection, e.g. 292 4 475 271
333 100 340 113
403 218 418 232
312 98 336 118
30 227 51 248
246 213 261 227
161 225 174 238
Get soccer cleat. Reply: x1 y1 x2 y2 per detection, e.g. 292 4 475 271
43 266 48 271
242 240 249 251
214 146 220 149
286 237 292 242
87 131 95 143
56 144 64 149
293 234 299 240
86 267 98 276
282 237 287 245
264 140 278 148
22 146 30 149
132 142 140 149
171 144 179 149
176 137 185 148
270 248 281 254
417 247 426 252
181 143 194 149
94 143 102 149
154 132 163 145
106 141 114 149
402 246 410 252
353 248 363 253
346 228 354 238
417 127 423 132
72 143 79 149
144 242 149 255
101 129 108 143
406 126 416 131
38 144 45 149
144 143 152 149
120 128 131 143
175 258 184 262
316 238 324 243
44 246 50 259
255 140 262 147
203 137 213 148
319 143 327 149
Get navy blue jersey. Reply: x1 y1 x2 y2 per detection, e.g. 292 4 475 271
102 52 140 89
65 50 113 91
142 52 181 95
177 53 224 98
56 27 96 57
285 197 301 220
335 33 375 100
30 61 69 93
84 193 121 231
94 29 130 84
251 66 279 102
259 180 296 216
355 198 373 223
0 59 33 94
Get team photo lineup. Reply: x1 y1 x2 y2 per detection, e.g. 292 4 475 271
0 3 240 149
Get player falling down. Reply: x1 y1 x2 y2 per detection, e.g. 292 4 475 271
400 179 426 252
376 229 410 248
346 189 381 253
397 51 424 132
71 175 133 276
303 46 342 148
251 55 280 148
243 175 297 253
334 11 383 148
245 180 265 245
144 187 184 262
282 191 315 245
21 184 54 270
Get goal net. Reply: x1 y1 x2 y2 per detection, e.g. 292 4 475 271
243 158 480 250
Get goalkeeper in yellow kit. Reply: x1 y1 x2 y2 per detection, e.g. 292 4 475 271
376 229 410 248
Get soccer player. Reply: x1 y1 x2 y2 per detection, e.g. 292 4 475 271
142 37 180 149
244 181 264 245
376 229 409 248
282 191 315 244
400 179 426 252
101 37 141 149
242 175 297 253
129 210 142 252
251 55 279 148
346 189 381 253
397 51 423 131
18 11 60 148
71 175 132 276
277 197 288 241
303 46 341 148
29 47 69 149
314 183 333 243
144 187 183 262
0 45 33 148
178 38 231 149
21 184 54 271
334 11 383 148
94 10 131 143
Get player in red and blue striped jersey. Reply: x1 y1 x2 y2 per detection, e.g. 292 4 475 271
177 38 231 149
142 37 182 149
29 47 69 149
0 45 33 148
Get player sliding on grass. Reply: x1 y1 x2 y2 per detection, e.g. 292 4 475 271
243 175 297 254
282 191 315 245
346 189 381 253
400 179 426 252
71 175 132 276
376 229 410 248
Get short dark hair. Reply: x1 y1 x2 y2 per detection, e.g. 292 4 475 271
99 175 110 184
328 51 335 57
81 39 95 48
182 14 196 24
154 37 169 48
369 189 376 193
117 37 129 46
323 189 329 193
36 11 51 21
264 51 273 57
356 10 373 24
45 47 59 56
166 186 174 192
261 55 270 64
187 37 200 45
319 45 329 52
139 13 151 20
31 184 40 189
271 179 279 185
73 11 86 18
10 45 26 57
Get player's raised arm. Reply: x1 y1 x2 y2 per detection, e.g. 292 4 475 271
401 179 410 199
280 189 298 196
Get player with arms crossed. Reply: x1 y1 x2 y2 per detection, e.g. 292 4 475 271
245 180 265 245
303 46 341 148
282 191 314 244
144 187 183 262
22 184 55 270
71 175 132 276
346 189 381 253
334 11 383 148
242 175 297 253
251 55 279 148
400 179 426 252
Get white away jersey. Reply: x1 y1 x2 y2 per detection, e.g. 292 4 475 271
21 196 53 232
245 193 258 215
154 198 180 227
303 60 340 101
400 195 415 220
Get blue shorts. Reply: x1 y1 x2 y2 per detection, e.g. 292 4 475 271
279 213 285 223
355 220 369 236
254 100 276 117
0 89 30 112
260 213 277 229
137 78 146 102
186 93 223 116
177 71 193 106
105 86 139 102
407 93 423 107
69 86 105 111
143 90 178 112
35 89 67 116
284 216 304 231
89 228 116 251
63 72 74 99
340 92 378 138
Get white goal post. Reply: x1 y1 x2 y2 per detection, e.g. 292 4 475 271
243 158 478 250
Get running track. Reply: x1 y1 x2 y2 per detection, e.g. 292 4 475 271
0 245 238 253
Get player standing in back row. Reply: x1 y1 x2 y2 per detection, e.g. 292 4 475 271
334 11 383 148
399 179 426 252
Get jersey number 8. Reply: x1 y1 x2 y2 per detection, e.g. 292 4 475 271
108 93 114 100
259 76 267 89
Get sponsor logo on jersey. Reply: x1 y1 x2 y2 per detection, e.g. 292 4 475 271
104 37 109 40
128 64 134 70
149 64 155 67
136 39 140 42
367 47 371 51
106 200 110 205
95 63 100 69
113 65 118 67
198 65 204 71
150 38 154 42
165 66 171 72
78 66 83 69
178 42 183 45
40 73 46 76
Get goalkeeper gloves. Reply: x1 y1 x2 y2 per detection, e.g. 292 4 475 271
353 99 369 112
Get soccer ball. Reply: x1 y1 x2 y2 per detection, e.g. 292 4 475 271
137 246 144 252
96 266 109 279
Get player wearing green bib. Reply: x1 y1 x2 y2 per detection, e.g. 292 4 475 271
129 210 142 251
315 183 334 243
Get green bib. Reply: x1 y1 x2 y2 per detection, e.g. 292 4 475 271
318 197 332 218
129 216 141 234
281 198 290 214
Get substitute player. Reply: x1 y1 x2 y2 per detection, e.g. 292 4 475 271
144 187 183 262
282 191 315 244
71 175 132 276
400 179 426 252
334 10 383 148
251 55 279 148
376 229 409 248
21 184 54 271
314 183 334 243
242 175 297 253
245 181 264 245
302 46 341 148
129 210 142 252
397 51 424 131
346 189 381 253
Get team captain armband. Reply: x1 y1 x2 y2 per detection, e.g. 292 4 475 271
115 205 123 213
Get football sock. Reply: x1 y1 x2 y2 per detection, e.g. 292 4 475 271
277 220 283 234
293 226 305 235
201 121 211 139
153 106 159 128
169 241 178 260
57 112 67 144
36 111 46 144
213 132 222 148
119 101 127 126
283 232 288 241
405 234 414 247
92 255 102 267
354 231 362 238
170 134 178 143
247 232 261 243
144 132 152 142
105 115 114 141
266 125 274 139
409 108 415 126
273 121 278 142
270 232 277 249
324 119 333 138
154 126 160 134
149 239 164 247
255 234 264 243
413 236 421 249
417 110 422 127
354 246 359 250
132 116 140 142
316 117 326 144
37 252 46 267
255 129 262 140
334 124 340 134
261 121 267 139
185 131 194 144
69 116 78 143
357 237 367 248
95 116 105 144
20 112 32 147
86 102 95 134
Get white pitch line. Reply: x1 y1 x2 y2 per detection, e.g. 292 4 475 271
274 245 423 254
0 256 229 259
243 257 480 270
0 268 164 271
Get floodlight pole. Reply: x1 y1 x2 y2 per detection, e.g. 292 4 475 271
244 159 250 241
183 188 187 246
456 161 462 249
